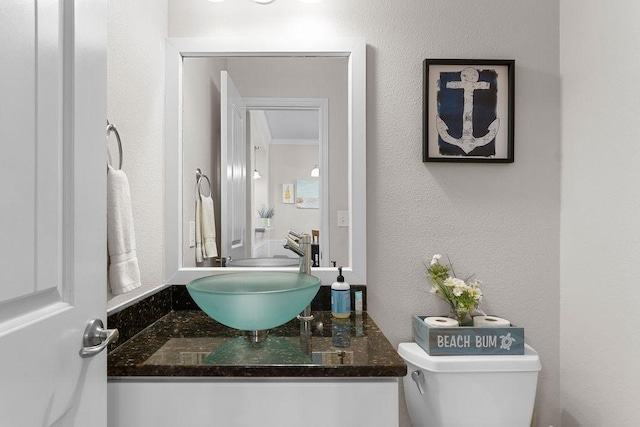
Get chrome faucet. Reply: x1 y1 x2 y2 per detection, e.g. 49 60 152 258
284 230 314 322
284 230 312 275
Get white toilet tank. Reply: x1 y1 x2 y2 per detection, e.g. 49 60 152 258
398 342 541 427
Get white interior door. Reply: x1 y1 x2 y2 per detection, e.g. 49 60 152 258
0 1 108 425
220 71 248 261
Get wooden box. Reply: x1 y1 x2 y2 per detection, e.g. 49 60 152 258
412 315 525 356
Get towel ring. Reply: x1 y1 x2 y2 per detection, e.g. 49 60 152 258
107 120 123 170
195 168 212 198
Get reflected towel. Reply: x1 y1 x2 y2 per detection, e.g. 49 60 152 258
195 197 203 262
107 165 141 295
196 194 218 261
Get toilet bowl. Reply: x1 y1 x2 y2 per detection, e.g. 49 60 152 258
398 342 541 427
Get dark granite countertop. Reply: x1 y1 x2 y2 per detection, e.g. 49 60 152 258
107 310 406 378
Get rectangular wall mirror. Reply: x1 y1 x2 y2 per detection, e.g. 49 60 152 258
165 38 366 285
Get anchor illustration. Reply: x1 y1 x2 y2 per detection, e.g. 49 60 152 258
436 67 500 154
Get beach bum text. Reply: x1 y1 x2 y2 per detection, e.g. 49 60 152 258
436 332 517 351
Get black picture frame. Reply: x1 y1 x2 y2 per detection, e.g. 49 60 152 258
423 59 515 163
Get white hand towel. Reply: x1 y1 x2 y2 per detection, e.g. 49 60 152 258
198 194 218 259
107 165 141 295
195 196 204 263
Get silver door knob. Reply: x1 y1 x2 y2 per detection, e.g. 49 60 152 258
80 318 119 358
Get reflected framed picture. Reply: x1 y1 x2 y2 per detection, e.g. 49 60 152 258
282 183 294 204
423 59 514 163
296 180 319 209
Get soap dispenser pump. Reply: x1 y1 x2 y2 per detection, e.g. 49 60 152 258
331 267 350 318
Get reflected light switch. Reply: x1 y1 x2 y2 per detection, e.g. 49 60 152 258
337 211 349 227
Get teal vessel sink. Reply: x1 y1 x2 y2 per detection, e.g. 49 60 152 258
187 272 321 331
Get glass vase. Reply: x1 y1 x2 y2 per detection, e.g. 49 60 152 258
450 308 472 326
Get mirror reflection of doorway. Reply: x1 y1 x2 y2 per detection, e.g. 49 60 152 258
247 105 327 265
182 55 347 270
220 70 328 266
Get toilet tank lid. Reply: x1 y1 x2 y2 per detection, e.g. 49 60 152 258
397 343 542 373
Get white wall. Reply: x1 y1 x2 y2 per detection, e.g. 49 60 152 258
107 1 561 424
107 0 167 310
560 1 640 425
169 1 561 426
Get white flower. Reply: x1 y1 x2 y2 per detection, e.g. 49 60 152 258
453 282 472 296
443 277 456 287
430 254 442 266
444 277 465 288
430 286 440 294
469 287 483 301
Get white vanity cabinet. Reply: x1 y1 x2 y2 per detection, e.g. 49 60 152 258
108 378 399 427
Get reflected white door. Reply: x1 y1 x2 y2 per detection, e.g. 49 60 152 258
220 71 248 261
0 1 107 426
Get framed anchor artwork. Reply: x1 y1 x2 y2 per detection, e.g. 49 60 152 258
423 59 515 163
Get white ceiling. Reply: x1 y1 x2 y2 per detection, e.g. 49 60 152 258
262 109 319 143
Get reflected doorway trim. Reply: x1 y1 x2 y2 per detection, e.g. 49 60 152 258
244 97 329 266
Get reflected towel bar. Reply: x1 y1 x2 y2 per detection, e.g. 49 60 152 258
106 120 123 170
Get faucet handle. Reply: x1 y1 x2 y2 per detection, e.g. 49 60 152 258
287 230 312 244
287 229 301 239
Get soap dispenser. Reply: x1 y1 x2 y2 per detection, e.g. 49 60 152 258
331 267 350 318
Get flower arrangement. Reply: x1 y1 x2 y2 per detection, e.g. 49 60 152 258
257 206 275 219
426 254 483 325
